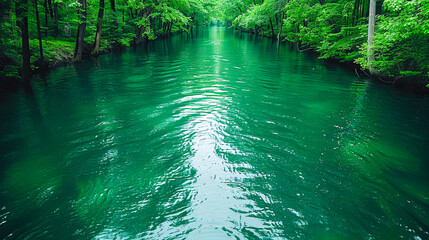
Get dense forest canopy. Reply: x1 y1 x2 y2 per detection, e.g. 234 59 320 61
0 0 428 86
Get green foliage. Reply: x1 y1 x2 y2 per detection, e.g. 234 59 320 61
28 39 74 67
231 0 287 33
1 0 428 84
400 71 422 76
0 0 216 80
319 25 366 62
0 65 21 79
217 0 429 82
356 0 429 77
117 36 135 46
153 3 190 26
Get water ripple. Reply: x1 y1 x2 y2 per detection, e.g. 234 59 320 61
0 27 428 240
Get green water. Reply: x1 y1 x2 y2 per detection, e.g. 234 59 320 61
1 27 429 239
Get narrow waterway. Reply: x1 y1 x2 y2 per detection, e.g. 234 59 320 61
1 27 428 239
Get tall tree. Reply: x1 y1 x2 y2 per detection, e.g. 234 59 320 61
93 0 105 54
367 0 375 73
110 0 115 11
74 0 87 61
34 0 45 66
277 12 284 45
43 0 48 36
53 1 58 36
16 0 31 79
47 0 53 18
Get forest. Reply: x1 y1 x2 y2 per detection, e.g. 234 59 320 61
0 0 428 89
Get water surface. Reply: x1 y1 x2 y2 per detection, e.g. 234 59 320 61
1 27 429 239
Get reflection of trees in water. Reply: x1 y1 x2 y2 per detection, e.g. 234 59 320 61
339 81 429 239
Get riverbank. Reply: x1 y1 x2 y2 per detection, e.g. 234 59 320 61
321 55 429 95
0 37 120 92
226 0 429 95
1 0 217 93
0 31 186 93
3 25 428 95
234 27 429 95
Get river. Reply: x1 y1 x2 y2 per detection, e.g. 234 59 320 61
1 27 428 239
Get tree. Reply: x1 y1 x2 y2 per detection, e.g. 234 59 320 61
74 0 87 61
367 0 376 73
93 0 105 54
16 0 31 79
34 0 45 66
53 1 58 36
109 0 115 11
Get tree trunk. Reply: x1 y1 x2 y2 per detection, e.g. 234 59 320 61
16 0 31 80
167 22 172 34
135 11 148 44
9 8 17 45
275 13 278 26
74 0 87 61
34 0 45 65
277 13 284 45
367 0 375 73
93 0 105 55
352 0 358 26
53 2 58 36
269 18 275 37
109 0 115 11
47 0 53 19
136 25 145 45
129 7 134 19
43 0 48 37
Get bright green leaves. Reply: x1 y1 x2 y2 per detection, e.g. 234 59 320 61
222 0 428 84
136 14 156 39
168 0 191 14
400 71 423 76
216 0 275 27
357 0 429 77
233 4 268 29
229 0 288 37
283 0 323 44
282 0 364 60
319 25 366 62
188 0 210 25
155 3 189 25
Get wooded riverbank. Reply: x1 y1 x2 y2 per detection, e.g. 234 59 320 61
0 29 194 92
1 0 428 94
222 0 429 94
0 0 215 91
1 27 428 239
